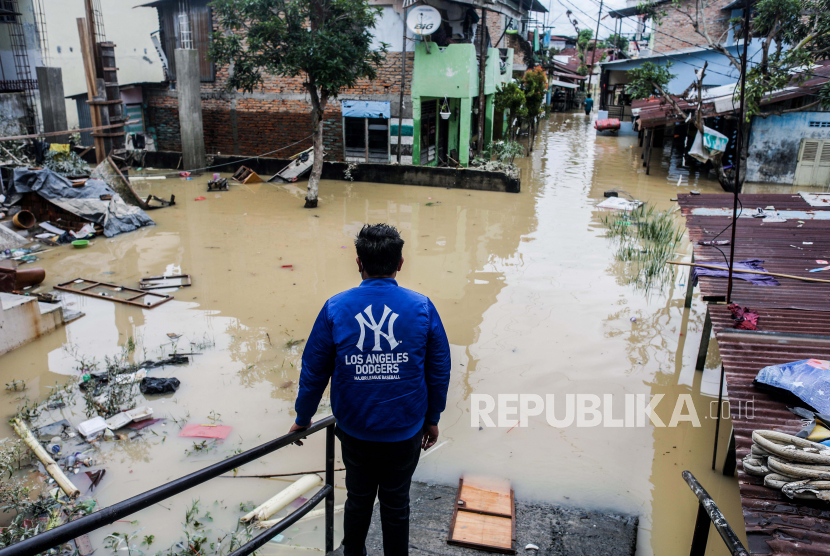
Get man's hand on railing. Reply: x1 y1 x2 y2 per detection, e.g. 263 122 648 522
289 422 310 446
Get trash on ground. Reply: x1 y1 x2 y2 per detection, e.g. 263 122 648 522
12 417 80 498
257 504 346 528
447 477 515 552
140 377 181 395
208 177 229 191
728 303 760 330
240 474 324 522
78 416 108 440
810 266 830 273
125 418 163 430
179 423 232 440
140 355 190 369
525 544 539 551
596 197 643 211
105 412 132 430
754 359 830 414
232 166 263 184
55 278 173 309
139 274 192 290
799 191 830 207
126 406 154 422
269 148 314 183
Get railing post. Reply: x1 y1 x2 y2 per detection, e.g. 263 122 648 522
689 502 710 556
325 424 336 554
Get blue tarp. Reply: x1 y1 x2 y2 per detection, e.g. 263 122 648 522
755 359 830 414
341 100 390 119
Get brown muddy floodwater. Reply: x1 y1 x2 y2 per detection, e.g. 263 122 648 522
5 112 809 556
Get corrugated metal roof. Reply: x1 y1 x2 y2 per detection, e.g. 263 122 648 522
679 193 830 555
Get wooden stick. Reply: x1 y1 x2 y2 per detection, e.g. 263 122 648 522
0 120 138 143
12 418 80 499
0 144 24 164
668 261 830 284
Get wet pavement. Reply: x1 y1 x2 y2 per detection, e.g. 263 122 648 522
3 112 815 555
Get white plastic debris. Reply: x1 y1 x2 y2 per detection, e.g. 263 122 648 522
525 544 539 551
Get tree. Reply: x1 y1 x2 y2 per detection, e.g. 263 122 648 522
566 11 594 75
494 82 526 141
626 61 676 100
631 0 830 192
605 33 629 52
521 66 547 152
210 0 387 208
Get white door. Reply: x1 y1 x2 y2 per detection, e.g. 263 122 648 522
794 139 830 186
794 139 819 185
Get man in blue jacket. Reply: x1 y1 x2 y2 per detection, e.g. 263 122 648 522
290 223 452 556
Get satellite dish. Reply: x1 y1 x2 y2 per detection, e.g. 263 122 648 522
407 6 441 36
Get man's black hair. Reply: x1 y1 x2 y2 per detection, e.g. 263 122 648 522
355 224 404 277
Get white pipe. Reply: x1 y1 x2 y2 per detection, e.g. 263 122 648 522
241 474 324 522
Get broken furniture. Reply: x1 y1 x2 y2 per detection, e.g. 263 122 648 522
207 177 229 191
447 478 516 554
55 278 172 308
269 148 314 183
145 194 176 209
0 260 46 293
232 166 263 184
139 274 192 290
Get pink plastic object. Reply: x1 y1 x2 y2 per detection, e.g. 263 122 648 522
179 424 232 439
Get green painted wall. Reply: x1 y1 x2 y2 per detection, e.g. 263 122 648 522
412 42 479 98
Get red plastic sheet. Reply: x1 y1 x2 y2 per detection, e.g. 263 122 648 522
179 424 232 439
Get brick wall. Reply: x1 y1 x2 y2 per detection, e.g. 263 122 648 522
487 12 505 48
144 32 413 160
653 0 732 53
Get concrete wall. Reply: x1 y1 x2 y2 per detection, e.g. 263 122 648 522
44 0 164 127
0 92 29 134
746 111 830 185
0 293 64 357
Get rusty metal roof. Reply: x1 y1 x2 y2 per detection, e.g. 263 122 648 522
678 193 830 312
679 193 830 555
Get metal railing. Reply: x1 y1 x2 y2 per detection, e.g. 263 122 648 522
683 471 749 556
0 416 338 556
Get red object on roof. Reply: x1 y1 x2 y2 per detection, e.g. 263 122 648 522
180 424 232 439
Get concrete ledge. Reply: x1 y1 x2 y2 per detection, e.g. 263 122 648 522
0 293 65 356
329 482 638 556
125 151 520 194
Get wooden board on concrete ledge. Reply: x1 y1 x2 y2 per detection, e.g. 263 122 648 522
448 478 516 554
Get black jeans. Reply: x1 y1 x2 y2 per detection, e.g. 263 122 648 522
336 426 423 556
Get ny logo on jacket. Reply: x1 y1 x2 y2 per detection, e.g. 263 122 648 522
294 278 452 442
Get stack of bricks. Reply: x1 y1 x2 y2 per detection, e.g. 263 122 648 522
652 0 732 53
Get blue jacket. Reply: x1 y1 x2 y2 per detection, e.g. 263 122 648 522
295 278 452 442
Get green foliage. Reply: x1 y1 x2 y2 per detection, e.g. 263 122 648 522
494 82 526 118
605 33 628 52
209 0 387 100
625 61 677 100
601 204 686 293
521 67 548 121
42 149 90 176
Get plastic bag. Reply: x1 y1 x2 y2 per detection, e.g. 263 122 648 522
754 359 830 414
689 130 710 163
140 377 180 395
703 126 728 155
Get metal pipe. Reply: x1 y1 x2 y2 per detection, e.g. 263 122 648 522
227 486 334 556
0 416 337 556
325 424 336 554
712 363 725 470
682 471 749 556
725 1 751 304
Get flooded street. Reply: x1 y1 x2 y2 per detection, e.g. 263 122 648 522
2 112 769 555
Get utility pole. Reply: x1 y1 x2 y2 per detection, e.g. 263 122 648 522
477 8 488 156
713 0 750 473
397 5 409 164
586 0 603 102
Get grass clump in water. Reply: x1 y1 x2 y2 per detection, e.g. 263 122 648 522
600 204 685 293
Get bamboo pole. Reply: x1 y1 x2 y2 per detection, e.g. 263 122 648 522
12 418 80 499
77 18 106 164
0 120 138 142
240 474 323 522
668 261 830 284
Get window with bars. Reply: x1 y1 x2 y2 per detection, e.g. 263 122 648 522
808 121 830 128
0 0 17 23
158 0 215 82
